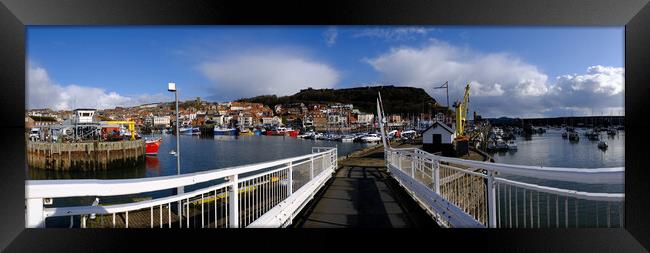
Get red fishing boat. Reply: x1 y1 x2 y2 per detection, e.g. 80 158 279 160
287 129 300 137
145 137 162 155
265 127 287 136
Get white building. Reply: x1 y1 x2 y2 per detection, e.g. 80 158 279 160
73 109 96 124
327 114 347 125
261 116 282 126
357 113 375 125
422 121 456 145
155 116 170 126
239 116 253 127
211 115 225 126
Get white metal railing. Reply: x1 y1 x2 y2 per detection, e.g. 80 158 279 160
385 147 624 228
25 147 337 228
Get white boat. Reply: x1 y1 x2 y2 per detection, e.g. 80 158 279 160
179 127 200 135
361 134 381 143
169 150 177 156
213 126 237 136
495 139 508 150
29 128 40 141
506 140 517 150
400 130 417 139
341 135 355 142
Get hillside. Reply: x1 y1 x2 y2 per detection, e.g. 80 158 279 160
238 85 441 115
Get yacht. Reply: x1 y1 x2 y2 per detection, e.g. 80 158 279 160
598 141 608 150
341 135 355 142
495 139 508 150
361 134 382 143
506 140 517 150
214 126 237 136
179 126 200 135
607 128 617 136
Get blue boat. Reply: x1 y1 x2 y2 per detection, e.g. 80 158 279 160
254 129 264 136
214 126 237 136
179 127 200 135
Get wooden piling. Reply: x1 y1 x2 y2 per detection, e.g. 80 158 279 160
27 140 146 171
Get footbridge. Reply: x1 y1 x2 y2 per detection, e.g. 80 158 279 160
25 144 624 228
24 99 625 228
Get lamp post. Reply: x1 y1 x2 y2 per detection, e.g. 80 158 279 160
168 83 183 196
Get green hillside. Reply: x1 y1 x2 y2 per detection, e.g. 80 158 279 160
238 85 443 115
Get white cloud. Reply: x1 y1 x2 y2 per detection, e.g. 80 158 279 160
353 27 437 41
365 39 623 117
553 65 624 96
199 50 340 100
27 65 169 110
323 27 338 47
547 65 624 116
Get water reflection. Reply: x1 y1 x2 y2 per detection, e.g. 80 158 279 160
29 134 372 180
145 156 161 177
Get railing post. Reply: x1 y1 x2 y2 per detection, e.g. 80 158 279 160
332 149 337 170
229 174 239 228
311 156 315 180
398 153 402 171
288 161 293 196
487 170 497 228
433 160 440 194
26 198 45 228
411 154 416 178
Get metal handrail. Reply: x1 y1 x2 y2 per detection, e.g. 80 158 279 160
26 149 334 199
385 147 624 228
399 148 623 184
25 147 338 228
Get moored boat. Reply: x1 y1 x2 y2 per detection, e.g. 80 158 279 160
341 135 355 142
239 129 254 136
506 140 517 150
266 127 287 136
287 129 300 137
361 133 381 143
179 127 200 135
145 137 162 155
213 126 238 136
598 141 608 150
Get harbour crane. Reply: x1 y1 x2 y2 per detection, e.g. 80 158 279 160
453 82 471 141
102 121 137 140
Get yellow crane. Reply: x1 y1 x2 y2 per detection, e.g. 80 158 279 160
103 121 137 140
453 82 471 141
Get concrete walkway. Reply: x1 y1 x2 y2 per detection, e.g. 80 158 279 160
292 149 439 228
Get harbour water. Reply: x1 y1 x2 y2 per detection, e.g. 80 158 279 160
487 128 624 192
29 134 374 180
30 129 625 228
489 128 624 169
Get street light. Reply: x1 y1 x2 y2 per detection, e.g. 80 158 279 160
168 82 183 197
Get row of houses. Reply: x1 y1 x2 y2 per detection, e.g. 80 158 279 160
27 98 384 131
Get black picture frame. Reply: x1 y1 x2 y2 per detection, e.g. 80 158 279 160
1 0 649 252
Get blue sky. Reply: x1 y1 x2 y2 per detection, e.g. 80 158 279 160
27 26 624 118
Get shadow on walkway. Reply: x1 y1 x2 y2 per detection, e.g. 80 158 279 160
292 150 439 228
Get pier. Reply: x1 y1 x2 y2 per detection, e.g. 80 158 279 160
25 139 624 228
292 144 438 227
27 140 145 171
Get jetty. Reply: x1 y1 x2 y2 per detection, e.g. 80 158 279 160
24 101 625 228
27 140 145 171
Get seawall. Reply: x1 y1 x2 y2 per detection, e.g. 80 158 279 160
27 140 146 171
